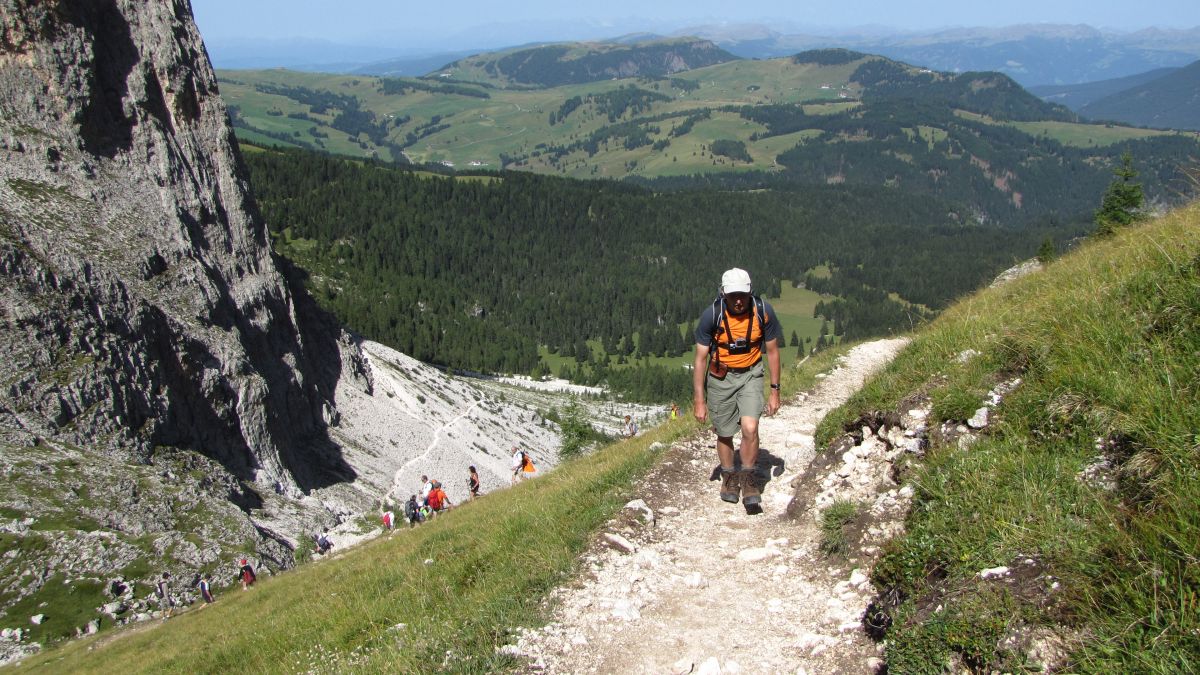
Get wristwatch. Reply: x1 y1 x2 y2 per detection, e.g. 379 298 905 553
770 383 780 390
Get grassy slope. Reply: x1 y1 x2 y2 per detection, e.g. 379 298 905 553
954 110 1195 148
817 202 1200 671
22 346 853 673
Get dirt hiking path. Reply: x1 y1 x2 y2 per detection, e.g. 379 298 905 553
515 338 910 674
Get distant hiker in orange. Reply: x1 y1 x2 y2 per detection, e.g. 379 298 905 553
239 558 256 590
467 465 481 499
693 268 782 515
521 451 538 478
427 481 451 512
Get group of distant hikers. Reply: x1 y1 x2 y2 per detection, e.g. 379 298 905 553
151 557 256 620
399 474 450 526
386 449 540 528
147 447 550 620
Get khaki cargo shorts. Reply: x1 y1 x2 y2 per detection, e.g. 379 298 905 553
705 361 764 438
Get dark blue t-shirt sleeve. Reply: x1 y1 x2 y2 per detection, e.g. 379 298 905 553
694 305 717 346
762 300 783 343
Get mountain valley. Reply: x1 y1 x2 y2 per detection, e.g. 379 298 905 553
2 1 1199 671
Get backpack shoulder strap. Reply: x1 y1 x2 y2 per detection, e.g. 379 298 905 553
709 297 725 346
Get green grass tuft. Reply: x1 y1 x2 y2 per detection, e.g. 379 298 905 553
819 499 860 556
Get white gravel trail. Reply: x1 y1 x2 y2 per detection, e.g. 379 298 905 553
383 400 482 505
513 338 910 674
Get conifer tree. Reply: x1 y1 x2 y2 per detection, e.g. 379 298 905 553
1094 153 1143 237
1037 237 1056 264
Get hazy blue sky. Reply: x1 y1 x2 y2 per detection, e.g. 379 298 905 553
191 0 1200 47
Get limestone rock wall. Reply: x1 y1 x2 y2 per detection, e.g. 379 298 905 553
0 0 364 489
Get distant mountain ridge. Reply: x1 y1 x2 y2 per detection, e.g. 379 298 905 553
205 24 1200 89
218 44 1199 229
436 37 738 88
677 23 1200 86
1077 60 1200 130
1029 68 1181 110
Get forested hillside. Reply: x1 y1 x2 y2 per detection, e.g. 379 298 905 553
245 147 1070 398
639 100 1196 226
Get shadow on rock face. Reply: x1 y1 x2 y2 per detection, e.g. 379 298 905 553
61 0 139 158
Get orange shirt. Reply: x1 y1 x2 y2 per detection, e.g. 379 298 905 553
716 309 767 369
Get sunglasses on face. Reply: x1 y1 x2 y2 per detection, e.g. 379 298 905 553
726 292 751 303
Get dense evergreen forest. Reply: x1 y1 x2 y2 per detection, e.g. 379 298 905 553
244 147 1077 400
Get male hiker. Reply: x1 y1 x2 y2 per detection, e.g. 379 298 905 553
692 268 782 513
156 572 174 619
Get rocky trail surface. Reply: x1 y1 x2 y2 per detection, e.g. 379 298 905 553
513 338 913 674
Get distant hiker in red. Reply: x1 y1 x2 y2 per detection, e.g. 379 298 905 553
239 558 256 590
382 509 394 531
427 481 451 512
467 465 481 499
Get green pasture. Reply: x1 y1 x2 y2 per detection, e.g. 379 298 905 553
1009 119 1175 147
750 130 822 163
802 101 861 116
675 58 867 106
951 109 1179 147
216 56 871 177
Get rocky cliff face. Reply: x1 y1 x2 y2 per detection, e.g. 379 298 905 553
0 0 374 649
0 0 368 490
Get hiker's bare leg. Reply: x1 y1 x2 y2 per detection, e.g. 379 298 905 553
715 435 736 468
738 417 760 469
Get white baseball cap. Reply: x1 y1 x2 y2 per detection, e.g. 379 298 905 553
721 268 752 294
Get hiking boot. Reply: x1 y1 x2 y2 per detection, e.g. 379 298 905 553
719 468 741 503
740 469 762 507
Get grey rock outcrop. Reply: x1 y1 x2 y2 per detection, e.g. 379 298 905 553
0 0 371 644
0 0 367 491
